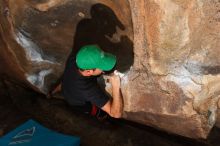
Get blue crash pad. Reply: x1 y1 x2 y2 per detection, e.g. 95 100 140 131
0 119 80 146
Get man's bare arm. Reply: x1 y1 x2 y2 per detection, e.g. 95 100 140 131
101 74 123 118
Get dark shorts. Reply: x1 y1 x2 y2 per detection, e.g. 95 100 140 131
70 102 108 120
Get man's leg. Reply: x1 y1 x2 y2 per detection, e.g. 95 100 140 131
70 103 108 121
91 105 108 121
47 83 64 99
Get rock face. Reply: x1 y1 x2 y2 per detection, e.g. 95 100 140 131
0 0 133 93
123 0 220 139
0 0 220 139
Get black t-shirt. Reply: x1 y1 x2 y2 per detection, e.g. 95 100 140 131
61 56 109 108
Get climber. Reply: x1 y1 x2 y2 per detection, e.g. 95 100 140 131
50 45 123 120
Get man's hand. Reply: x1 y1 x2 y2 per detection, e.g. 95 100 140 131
108 73 121 90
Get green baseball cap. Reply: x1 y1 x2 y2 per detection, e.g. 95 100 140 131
76 45 116 71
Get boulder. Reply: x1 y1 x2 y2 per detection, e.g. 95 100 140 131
0 0 220 138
